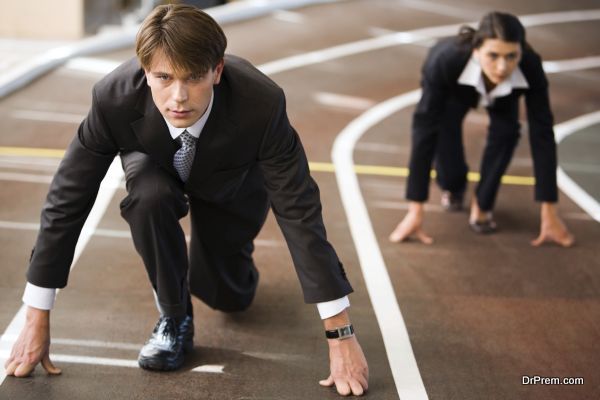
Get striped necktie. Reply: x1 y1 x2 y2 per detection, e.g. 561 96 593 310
173 130 197 182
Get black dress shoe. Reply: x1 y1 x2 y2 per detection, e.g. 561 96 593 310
138 315 193 371
178 315 194 354
441 191 464 212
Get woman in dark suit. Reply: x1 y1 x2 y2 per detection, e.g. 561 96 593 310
389 11 574 247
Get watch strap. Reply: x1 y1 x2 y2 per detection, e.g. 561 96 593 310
325 324 354 339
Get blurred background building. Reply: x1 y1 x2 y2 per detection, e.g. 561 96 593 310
0 0 228 39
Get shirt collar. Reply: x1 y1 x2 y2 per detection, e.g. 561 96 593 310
163 91 214 140
458 56 529 106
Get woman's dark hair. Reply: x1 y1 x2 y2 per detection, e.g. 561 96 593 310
458 11 530 50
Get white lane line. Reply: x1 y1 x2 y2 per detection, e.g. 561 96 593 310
10 100 90 114
0 220 284 246
398 0 482 20
372 200 444 212
1 334 140 351
518 9 600 26
1 334 310 361
259 9 600 75
271 10 306 24
367 27 397 37
243 351 309 361
12 110 84 124
332 90 427 400
0 220 132 239
0 221 41 231
0 157 59 168
0 172 53 184
63 57 121 75
0 350 224 373
313 91 375 111
554 111 600 222
191 365 225 373
543 56 600 73
0 159 124 384
208 0 340 25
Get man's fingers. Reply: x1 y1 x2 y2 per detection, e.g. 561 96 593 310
14 361 36 378
348 379 365 396
334 378 352 396
4 360 18 376
416 230 433 245
356 373 369 392
319 375 334 387
41 353 61 375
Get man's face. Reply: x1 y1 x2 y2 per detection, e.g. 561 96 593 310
474 39 521 86
144 51 224 128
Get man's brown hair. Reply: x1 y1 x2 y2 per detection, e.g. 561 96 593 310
136 4 227 75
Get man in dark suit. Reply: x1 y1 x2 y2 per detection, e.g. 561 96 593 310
5 4 368 396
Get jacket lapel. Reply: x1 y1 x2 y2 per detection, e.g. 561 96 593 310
186 80 237 185
130 87 180 177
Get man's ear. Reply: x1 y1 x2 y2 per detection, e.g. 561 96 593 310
213 59 225 85
144 68 151 86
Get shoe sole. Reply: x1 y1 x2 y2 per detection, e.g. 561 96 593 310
182 338 194 353
469 220 497 234
138 356 184 371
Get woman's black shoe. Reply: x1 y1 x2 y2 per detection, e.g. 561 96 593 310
469 218 497 234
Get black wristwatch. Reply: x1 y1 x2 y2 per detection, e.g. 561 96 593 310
325 324 354 340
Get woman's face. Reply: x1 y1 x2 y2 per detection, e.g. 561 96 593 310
474 39 522 86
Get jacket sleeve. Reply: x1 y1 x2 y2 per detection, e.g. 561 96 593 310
406 49 452 201
26 87 119 288
523 52 558 202
257 90 353 304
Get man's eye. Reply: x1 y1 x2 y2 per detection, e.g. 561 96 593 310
506 54 518 61
188 74 203 82
488 54 498 60
158 75 170 81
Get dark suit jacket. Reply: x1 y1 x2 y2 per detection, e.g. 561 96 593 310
27 55 352 304
406 36 558 202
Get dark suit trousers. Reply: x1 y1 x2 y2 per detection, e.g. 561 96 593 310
119 151 269 317
433 99 470 196
434 98 521 212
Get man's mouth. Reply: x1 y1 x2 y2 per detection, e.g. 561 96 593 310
169 109 191 117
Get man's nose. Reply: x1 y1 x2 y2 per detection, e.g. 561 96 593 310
172 81 188 103
497 58 508 74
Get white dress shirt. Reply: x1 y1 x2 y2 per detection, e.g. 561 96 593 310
23 90 349 319
458 56 529 107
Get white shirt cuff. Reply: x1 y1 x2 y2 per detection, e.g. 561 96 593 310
316 296 350 319
22 282 57 310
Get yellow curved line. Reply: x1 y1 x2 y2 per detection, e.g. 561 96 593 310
0 146 536 186
312 162 535 186
0 146 65 158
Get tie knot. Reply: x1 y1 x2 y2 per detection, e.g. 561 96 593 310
178 130 197 148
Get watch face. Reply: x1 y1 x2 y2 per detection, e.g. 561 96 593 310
340 326 352 337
